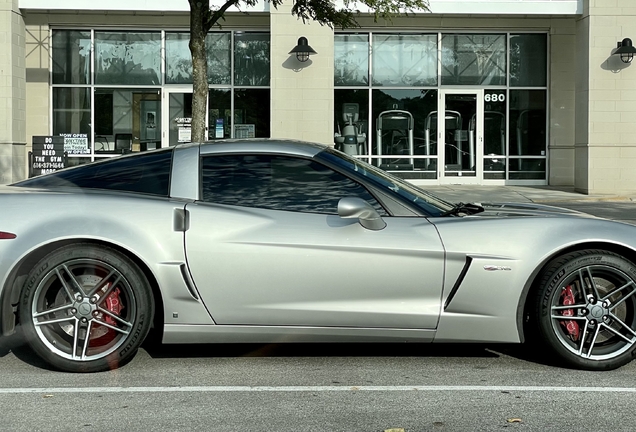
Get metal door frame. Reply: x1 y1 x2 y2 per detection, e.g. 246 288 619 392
438 89 484 184
163 87 209 147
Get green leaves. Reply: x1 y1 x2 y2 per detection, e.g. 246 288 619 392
208 0 430 30
293 0 429 29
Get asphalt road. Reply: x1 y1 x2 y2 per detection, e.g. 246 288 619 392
1 200 636 431
1 334 636 431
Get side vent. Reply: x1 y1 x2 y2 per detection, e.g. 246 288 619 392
444 257 473 310
179 263 199 300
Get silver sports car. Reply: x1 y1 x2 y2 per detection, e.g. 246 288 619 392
2 139 636 373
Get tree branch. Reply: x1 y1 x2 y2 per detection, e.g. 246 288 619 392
207 0 243 31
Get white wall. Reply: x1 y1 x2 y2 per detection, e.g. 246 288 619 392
19 0 581 15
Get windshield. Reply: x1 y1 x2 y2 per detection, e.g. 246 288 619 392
317 147 455 216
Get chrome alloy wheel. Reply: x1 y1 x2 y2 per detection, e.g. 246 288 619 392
550 264 636 361
30 258 137 362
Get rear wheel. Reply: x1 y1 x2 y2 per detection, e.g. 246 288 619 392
533 250 636 370
19 244 153 372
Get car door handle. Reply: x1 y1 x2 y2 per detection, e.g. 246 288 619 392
173 208 189 232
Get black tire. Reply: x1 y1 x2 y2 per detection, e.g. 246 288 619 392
19 243 153 372
532 249 636 370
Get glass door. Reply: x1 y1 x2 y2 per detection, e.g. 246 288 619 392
438 90 483 184
163 89 200 147
164 89 234 146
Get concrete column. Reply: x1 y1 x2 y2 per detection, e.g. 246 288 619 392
0 0 26 184
575 0 636 194
549 19 577 187
270 0 334 145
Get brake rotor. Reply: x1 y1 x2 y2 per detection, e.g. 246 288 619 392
54 275 125 345
559 276 628 344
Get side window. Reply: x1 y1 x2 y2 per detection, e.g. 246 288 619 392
201 154 387 215
15 149 173 197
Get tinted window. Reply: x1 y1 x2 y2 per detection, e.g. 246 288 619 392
317 147 454 216
15 149 173 197
201 154 386 215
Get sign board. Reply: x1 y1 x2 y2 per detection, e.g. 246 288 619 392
178 127 192 142
59 133 90 154
175 117 192 143
215 118 224 139
234 124 255 139
31 136 67 176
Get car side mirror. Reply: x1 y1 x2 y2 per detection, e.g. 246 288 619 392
337 197 387 231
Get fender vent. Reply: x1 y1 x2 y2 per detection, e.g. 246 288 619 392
179 263 199 301
444 257 472 310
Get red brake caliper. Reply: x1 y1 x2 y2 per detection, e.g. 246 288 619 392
89 284 124 346
560 285 580 341
103 287 123 326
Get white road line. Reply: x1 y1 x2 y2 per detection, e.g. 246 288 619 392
0 385 634 394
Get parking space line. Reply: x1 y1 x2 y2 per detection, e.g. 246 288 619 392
0 385 635 394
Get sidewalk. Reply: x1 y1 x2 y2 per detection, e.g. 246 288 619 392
421 185 636 204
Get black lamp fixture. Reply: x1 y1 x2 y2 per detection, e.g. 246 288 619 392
289 36 317 62
615 38 636 63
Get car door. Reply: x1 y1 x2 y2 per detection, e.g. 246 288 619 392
184 153 445 329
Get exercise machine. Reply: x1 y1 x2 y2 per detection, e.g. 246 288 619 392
375 110 414 169
334 103 366 156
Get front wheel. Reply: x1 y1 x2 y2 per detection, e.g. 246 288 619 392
19 244 153 372
533 249 636 370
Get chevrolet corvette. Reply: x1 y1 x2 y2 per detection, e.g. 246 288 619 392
1 139 636 372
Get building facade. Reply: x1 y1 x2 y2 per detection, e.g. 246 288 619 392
1 0 634 193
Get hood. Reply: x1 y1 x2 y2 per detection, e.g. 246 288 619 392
469 202 596 218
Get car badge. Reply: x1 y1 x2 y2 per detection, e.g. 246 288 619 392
484 265 512 271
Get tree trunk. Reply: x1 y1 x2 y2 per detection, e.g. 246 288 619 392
189 1 209 143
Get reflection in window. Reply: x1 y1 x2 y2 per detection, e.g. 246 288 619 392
372 34 437 87
207 33 232 84
509 90 546 156
201 155 386 215
234 89 270 138
234 33 270 86
52 30 91 85
165 32 231 85
17 149 173 196
510 34 547 87
334 34 369 86
165 33 192 84
95 32 161 85
441 34 506 85
509 90 546 180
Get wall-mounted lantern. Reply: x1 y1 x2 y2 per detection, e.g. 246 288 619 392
289 37 317 63
614 38 636 63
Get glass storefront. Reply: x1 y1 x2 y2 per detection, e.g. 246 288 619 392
94 32 162 85
51 27 548 183
51 29 271 163
334 32 548 182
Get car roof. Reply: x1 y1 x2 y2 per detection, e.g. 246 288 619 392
196 138 329 158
